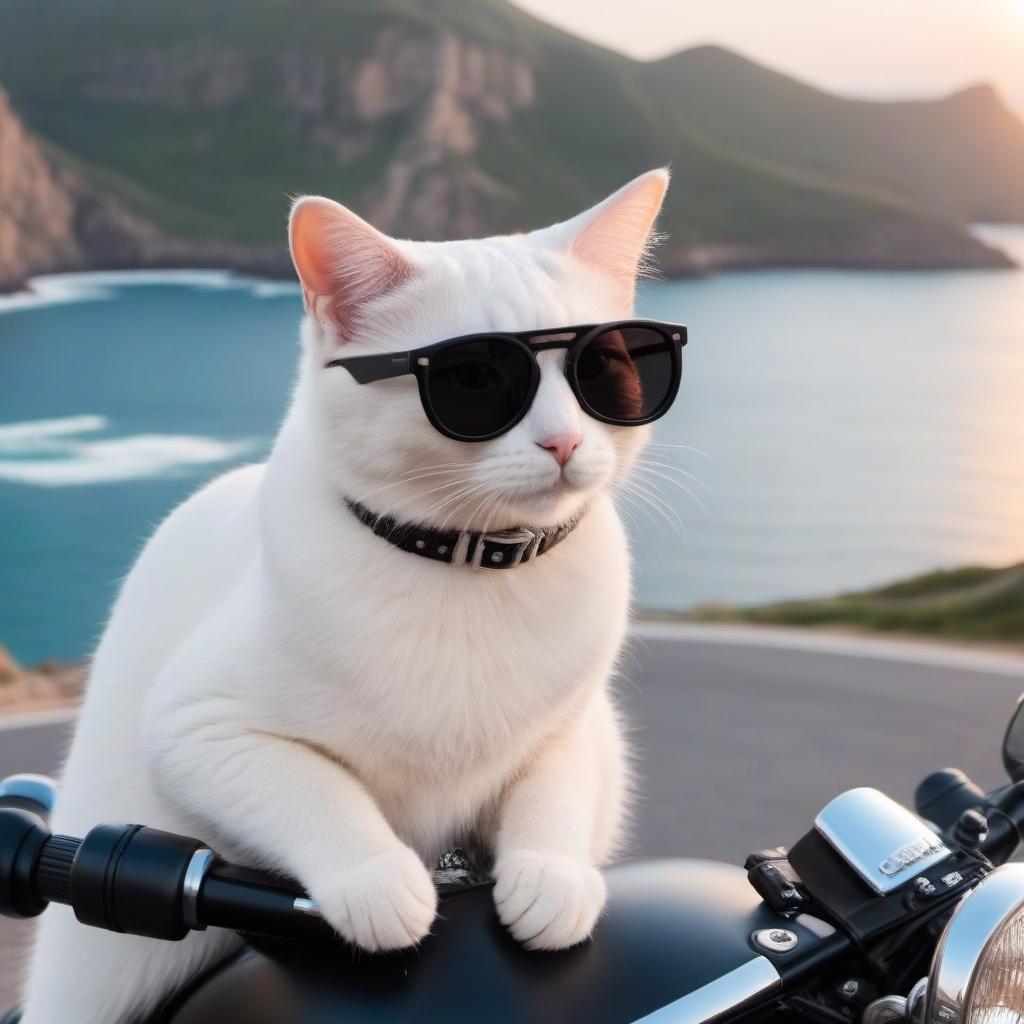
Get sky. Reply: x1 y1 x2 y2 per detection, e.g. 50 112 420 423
511 0 1024 116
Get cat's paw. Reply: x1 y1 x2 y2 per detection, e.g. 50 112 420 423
493 850 607 951
310 847 438 952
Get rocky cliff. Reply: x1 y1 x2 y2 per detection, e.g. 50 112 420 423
0 25 540 289
0 88 292 290
0 88 161 290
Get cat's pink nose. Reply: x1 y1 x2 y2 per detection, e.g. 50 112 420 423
537 433 582 468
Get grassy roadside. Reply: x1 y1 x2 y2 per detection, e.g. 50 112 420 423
675 563 1024 646
3 564 1023 719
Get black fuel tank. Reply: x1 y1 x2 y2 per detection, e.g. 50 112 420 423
166 859 805 1024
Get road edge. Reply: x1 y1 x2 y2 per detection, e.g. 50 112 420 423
632 620 1024 678
1 624 1021 731
0 705 79 732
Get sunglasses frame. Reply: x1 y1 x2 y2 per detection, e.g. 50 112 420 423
326 319 688 443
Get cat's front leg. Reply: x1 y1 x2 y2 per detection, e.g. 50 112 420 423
144 647 437 952
492 690 627 950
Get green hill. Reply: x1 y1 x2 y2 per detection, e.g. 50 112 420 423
0 0 1020 279
689 563 1024 645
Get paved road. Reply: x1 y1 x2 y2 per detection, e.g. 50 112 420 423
1 625 1022 1012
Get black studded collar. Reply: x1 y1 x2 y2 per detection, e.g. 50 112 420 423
344 498 583 570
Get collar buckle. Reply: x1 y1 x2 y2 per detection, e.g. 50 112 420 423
470 527 543 570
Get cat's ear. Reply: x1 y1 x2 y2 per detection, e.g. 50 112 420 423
289 196 415 342
544 169 669 306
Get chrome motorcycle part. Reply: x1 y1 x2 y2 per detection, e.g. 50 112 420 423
630 957 781 1023
292 897 319 917
864 995 911 1024
862 978 928 1024
181 848 217 931
815 788 951 895
751 928 798 954
906 978 928 1024
924 863 1024 1024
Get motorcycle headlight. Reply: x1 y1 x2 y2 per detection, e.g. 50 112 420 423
925 864 1024 1024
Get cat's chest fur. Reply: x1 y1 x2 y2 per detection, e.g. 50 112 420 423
261 496 629 804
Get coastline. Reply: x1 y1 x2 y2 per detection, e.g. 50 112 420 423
0 229 1018 300
663 562 1024 651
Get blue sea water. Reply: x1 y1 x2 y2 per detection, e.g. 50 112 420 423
2 235 1023 664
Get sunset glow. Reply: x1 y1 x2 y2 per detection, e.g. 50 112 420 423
513 0 1024 115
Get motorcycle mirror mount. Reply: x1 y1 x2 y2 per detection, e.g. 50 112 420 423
1001 692 1024 784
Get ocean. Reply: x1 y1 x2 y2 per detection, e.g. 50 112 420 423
2 231 1023 664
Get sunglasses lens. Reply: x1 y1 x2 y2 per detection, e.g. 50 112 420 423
426 338 535 439
575 325 676 423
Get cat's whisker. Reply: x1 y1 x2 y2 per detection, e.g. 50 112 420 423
484 491 511 532
356 464 473 502
371 479 484 539
633 485 685 538
646 440 720 466
619 477 687 540
462 486 505 536
612 480 661 531
413 482 491 526
375 480 478 523
632 464 709 523
611 491 642 534
633 457 707 490
435 483 497 532
615 486 674 540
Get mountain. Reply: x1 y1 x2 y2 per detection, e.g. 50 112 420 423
639 45 1024 225
0 0 1020 289
0 87 155 290
0 86 295 290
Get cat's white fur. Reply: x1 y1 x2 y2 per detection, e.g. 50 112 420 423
19 169 669 1024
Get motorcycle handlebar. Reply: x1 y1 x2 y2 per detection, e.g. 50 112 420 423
914 768 1024 864
4 768 1022 947
0 785 340 943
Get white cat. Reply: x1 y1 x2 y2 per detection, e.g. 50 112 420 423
19 168 670 1024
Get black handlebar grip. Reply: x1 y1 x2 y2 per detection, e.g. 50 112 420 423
915 768 1022 864
0 774 59 918
35 834 81 906
0 808 49 918
915 768 988 830
70 824 207 940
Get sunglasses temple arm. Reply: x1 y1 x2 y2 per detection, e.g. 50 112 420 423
324 352 414 384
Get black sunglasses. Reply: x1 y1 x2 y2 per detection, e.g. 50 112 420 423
326 319 687 443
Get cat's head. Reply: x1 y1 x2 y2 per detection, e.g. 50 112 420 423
289 170 669 532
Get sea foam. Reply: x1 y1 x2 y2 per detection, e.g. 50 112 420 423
0 414 258 486
0 269 299 314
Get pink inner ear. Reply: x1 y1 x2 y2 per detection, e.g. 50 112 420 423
290 197 414 340
322 244 413 340
569 171 669 300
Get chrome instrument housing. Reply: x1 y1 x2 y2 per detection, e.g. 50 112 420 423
815 788 951 895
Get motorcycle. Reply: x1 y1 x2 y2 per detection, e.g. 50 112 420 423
2 694 1024 1024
